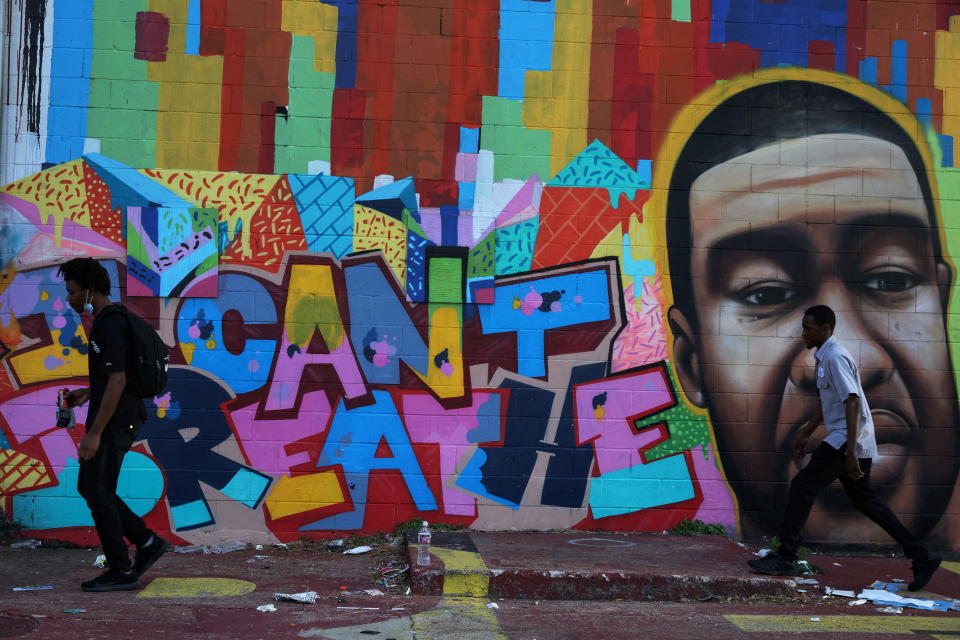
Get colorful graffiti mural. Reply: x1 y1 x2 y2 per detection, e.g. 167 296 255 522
2 0 960 548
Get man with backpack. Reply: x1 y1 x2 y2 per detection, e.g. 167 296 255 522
59 257 169 592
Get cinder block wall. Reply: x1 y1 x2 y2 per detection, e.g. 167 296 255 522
2 0 960 549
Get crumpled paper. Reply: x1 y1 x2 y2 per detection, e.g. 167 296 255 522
273 591 319 604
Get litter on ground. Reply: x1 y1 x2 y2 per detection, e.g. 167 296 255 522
274 591 318 604
10 539 41 549
256 604 278 613
343 546 373 555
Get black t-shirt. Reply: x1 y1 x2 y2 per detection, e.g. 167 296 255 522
87 305 147 430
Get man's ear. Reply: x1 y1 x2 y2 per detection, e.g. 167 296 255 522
668 305 706 408
938 260 953 309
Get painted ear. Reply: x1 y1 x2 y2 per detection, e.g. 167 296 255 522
938 261 953 310
668 305 706 408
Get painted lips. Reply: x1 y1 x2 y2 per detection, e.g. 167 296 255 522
790 408 911 485
870 409 912 485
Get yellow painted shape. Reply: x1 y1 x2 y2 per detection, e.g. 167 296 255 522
140 170 279 259
264 471 345 519
137 577 256 599
941 560 960 575
725 614 960 634
0 160 90 246
285 264 345 350
282 0 339 73
318 546 507 639
353 205 407 285
0 449 53 492
430 547 491 597
935 16 960 169
147 0 224 170
524 0 593 177
181 342 196 366
414 306 464 399
411 596 508 640
9 329 88 382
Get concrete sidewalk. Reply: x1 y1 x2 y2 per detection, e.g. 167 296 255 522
406 531 960 603
3 532 960 638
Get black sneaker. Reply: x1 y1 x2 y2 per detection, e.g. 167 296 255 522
909 552 942 591
747 552 799 576
133 536 170 577
81 569 140 592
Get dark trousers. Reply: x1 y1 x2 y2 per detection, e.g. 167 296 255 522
77 425 150 572
778 441 927 562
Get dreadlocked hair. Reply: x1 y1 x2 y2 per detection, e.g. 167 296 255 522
57 258 111 296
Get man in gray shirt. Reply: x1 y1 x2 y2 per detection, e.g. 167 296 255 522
748 305 940 591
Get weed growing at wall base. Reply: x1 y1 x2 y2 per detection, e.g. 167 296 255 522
668 519 730 537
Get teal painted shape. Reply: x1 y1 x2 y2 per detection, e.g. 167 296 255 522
355 176 419 221
548 140 649 208
219 467 271 508
84 153 192 209
495 217 538 275
11 453 163 529
588 454 695 518
171 499 213 530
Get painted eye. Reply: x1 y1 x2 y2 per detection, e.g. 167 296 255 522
861 270 917 293
742 284 797 306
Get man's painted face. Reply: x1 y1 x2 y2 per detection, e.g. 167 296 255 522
673 134 959 542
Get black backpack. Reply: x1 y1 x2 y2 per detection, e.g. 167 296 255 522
103 305 170 398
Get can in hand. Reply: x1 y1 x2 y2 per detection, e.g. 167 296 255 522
56 389 76 430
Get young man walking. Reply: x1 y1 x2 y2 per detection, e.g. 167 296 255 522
59 257 169 592
748 305 941 591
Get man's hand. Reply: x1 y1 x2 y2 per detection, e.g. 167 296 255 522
845 454 863 480
793 433 810 458
63 388 90 408
78 432 101 463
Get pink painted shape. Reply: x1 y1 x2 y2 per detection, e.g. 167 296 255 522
230 390 333 475
417 210 443 245
178 272 218 298
0 194 124 255
611 277 668 373
455 153 479 182
265 333 368 411
126 207 159 262
493 175 542 228
574 368 674 475
400 392 499 516
0 384 89 472
457 214 473 244
126 275 155 298
690 445 737 530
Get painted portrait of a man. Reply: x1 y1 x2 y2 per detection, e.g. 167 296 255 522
658 68 960 544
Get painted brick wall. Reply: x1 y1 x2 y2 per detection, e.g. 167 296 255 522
2 0 960 549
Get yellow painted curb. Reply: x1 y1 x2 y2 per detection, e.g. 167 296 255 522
726 614 960 634
137 577 256 599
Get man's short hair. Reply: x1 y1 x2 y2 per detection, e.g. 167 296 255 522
665 78 940 326
804 304 836 330
57 258 111 296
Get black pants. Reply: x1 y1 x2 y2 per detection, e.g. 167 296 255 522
778 441 927 562
77 425 150 572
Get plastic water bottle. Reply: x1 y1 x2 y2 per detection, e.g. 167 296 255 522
56 389 76 430
416 521 431 566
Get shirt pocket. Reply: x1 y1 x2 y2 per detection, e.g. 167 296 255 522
816 377 830 390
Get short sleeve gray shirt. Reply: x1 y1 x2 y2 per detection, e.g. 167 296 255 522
815 336 878 459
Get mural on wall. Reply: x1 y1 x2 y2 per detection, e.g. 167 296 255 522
2 0 960 548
